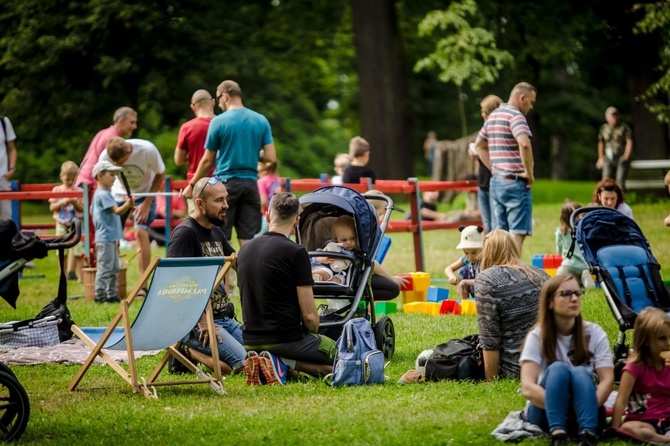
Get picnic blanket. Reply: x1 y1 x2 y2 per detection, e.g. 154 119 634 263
0 338 160 365
491 410 545 442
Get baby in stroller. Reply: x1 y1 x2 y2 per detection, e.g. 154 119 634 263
311 216 356 285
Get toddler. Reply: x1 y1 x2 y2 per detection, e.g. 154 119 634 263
257 161 281 236
312 215 357 284
331 153 350 185
444 225 483 299
49 161 85 281
555 200 595 289
91 160 134 303
612 307 670 443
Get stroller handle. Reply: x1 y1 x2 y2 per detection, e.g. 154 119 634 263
569 206 611 229
45 218 81 250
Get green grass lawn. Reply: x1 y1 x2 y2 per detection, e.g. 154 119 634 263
1 180 668 445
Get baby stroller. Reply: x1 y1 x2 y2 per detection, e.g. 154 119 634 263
570 207 670 361
297 186 396 358
0 218 81 441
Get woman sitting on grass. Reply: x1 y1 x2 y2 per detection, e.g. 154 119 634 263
474 229 548 380
520 275 614 446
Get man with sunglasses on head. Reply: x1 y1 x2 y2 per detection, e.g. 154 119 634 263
167 176 246 376
182 80 276 248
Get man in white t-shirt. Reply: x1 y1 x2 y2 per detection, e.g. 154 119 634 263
0 116 18 221
100 137 166 292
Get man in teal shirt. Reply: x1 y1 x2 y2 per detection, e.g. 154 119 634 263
184 80 276 246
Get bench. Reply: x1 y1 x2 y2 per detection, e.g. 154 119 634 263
626 159 670 191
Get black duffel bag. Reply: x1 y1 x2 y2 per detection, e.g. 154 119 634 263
424 334 484 381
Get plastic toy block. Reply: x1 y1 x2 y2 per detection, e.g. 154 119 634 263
461 298 477 315
375 235 392 264
532 254 544 269
375 301 397 315
410 272 431 292
397 274 413 291
426 286 449 303
439 300 462 315
402 290 426 305
544 268 557 277
552 255 563 268
420 302 442 316
542 255 552 269
402 302 424 314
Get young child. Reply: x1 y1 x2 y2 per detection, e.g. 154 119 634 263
91 160 134 303
555 200 595 289
342 136 376 184
612 307 670 443
312 215 356 284
49 161 85 281
257 161 282 236
331 153 350 185
444 225 483 299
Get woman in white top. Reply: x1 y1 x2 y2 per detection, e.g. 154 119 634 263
520 275 614 446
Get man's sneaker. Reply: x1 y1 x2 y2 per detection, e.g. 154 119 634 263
66 271 78 281
244 351 261 386
259 351 288 385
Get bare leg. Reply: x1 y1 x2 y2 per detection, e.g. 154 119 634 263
66 249 76 276
294 361 332 378
238 238 250 247
512 233 526 254
135 228 151 287
621 421 670 444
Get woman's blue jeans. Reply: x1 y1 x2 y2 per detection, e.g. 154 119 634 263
526 362 600 435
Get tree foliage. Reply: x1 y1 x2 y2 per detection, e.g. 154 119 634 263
0 0 667 185
635 1 670 123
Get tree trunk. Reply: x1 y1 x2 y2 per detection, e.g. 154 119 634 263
457 84 467 138
350 0 413 179
550 134 568 180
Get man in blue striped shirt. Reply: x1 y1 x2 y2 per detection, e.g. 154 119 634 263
474 82 537 253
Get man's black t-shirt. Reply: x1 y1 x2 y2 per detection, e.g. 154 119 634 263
167 217 235 258
237 232 314 344
342 165 376 184
167 217 235 316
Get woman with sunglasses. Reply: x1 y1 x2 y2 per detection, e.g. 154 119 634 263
520 275 614 446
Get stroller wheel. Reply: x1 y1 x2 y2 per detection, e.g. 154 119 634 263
0 363 16 380
374 316 395 359
0 371 30 441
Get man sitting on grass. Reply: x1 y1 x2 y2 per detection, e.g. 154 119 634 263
237 192 336 383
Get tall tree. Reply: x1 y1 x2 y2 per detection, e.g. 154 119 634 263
414 0 513 138
351 0 413 180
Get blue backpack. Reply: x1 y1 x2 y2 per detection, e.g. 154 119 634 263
329 318 385 386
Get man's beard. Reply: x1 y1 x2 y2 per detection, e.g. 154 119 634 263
206 211 226 227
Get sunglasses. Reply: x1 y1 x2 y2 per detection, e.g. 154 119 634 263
216 91 227 102
556 289 584 299
195 176 220 199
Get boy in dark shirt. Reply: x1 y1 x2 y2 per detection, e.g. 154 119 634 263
342 136 376 184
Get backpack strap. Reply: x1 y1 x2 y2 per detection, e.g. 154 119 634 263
616 266 633 307
637 265 658 307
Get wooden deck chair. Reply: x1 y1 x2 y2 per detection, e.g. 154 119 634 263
69 256 233 398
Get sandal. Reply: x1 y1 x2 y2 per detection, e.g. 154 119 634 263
136 287 148 299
